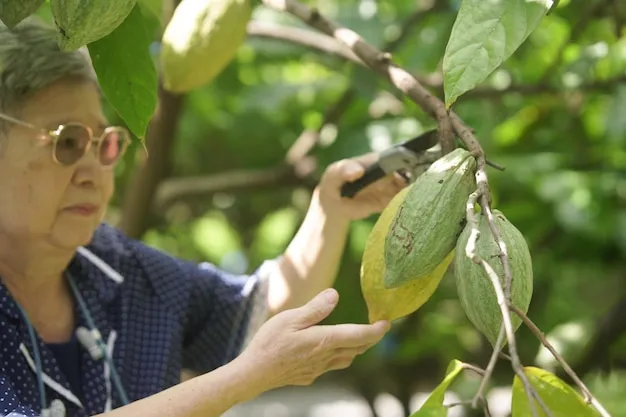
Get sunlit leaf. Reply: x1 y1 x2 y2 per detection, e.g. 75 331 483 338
409 359 465 416
511 367 599 417
87 4 158 140
442 0 553 107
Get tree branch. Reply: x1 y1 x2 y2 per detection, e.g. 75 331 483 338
154 165 316 209
464 74 626 99
247 20 364 67
248 20 626 101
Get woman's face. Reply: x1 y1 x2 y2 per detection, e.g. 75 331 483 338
0 77 115 249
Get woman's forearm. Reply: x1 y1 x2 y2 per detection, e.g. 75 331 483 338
94 357 267 417
268 188 351 315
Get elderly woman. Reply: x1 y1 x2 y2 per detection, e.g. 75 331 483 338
0 17 407 417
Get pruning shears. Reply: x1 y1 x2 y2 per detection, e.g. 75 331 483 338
340 129 440 198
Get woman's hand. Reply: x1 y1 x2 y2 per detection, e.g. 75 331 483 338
316 153 408 221
238 288 390 390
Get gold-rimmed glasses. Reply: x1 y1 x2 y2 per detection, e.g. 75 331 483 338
0 112 131 168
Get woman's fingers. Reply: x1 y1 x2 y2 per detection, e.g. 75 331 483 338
310 320 390 349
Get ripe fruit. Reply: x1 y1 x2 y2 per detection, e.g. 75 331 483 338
454 209 534 347
51 0 136 51
361 186 454 323
383 148 476 289
160 0 252 93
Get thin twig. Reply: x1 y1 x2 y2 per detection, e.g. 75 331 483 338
473 324 505 408
445 400 474 409
460 362 486 376
510 304 613 417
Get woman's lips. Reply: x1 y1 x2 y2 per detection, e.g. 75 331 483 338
64 204 99 216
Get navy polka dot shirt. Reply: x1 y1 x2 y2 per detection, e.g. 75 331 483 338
0 223 272 417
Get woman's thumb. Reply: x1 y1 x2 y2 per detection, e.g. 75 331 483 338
292 288 339 329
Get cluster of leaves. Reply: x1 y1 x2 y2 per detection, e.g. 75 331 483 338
1 0 625 416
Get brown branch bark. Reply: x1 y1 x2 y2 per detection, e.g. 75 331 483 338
155 165 316 209
246 21 364 66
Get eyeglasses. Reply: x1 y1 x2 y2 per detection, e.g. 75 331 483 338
0 112 131 168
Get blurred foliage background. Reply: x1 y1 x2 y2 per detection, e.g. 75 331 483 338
38 0 626 415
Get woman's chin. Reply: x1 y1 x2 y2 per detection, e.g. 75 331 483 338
49 219 100 249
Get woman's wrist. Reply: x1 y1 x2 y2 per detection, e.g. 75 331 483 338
216 354 274 404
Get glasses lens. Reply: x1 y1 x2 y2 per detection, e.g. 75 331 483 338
100 129 128 165
55 125 90 165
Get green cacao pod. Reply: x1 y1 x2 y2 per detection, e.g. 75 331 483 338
0 0 44 28
383 147 476 289
361 186 455 323
160 0 252 93
51 0 136 51
454 209 534 347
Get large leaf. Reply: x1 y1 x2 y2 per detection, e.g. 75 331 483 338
409 359 465 416
87 4 157 140
0 0 44 28
511 367 600 417
138 0 161 19
442 0 553 108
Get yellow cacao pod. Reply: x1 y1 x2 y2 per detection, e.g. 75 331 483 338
160 0 252 93
383 148 476 289
0 0 44 28
361 186 454 323
51 0 136 51
454 209 533 347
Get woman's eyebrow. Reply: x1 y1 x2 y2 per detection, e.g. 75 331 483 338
46 119 109 131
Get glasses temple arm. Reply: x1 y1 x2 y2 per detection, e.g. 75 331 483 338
0 112 41 131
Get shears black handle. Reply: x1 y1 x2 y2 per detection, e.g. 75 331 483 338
340 164 386 198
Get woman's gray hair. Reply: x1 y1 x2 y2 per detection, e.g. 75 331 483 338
0 16 98 117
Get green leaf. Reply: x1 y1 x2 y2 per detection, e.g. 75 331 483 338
409 360 465 416
87 4 158 140
442 0 553 108
511 367 600 417
0 0 44 28
138 0 162 19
